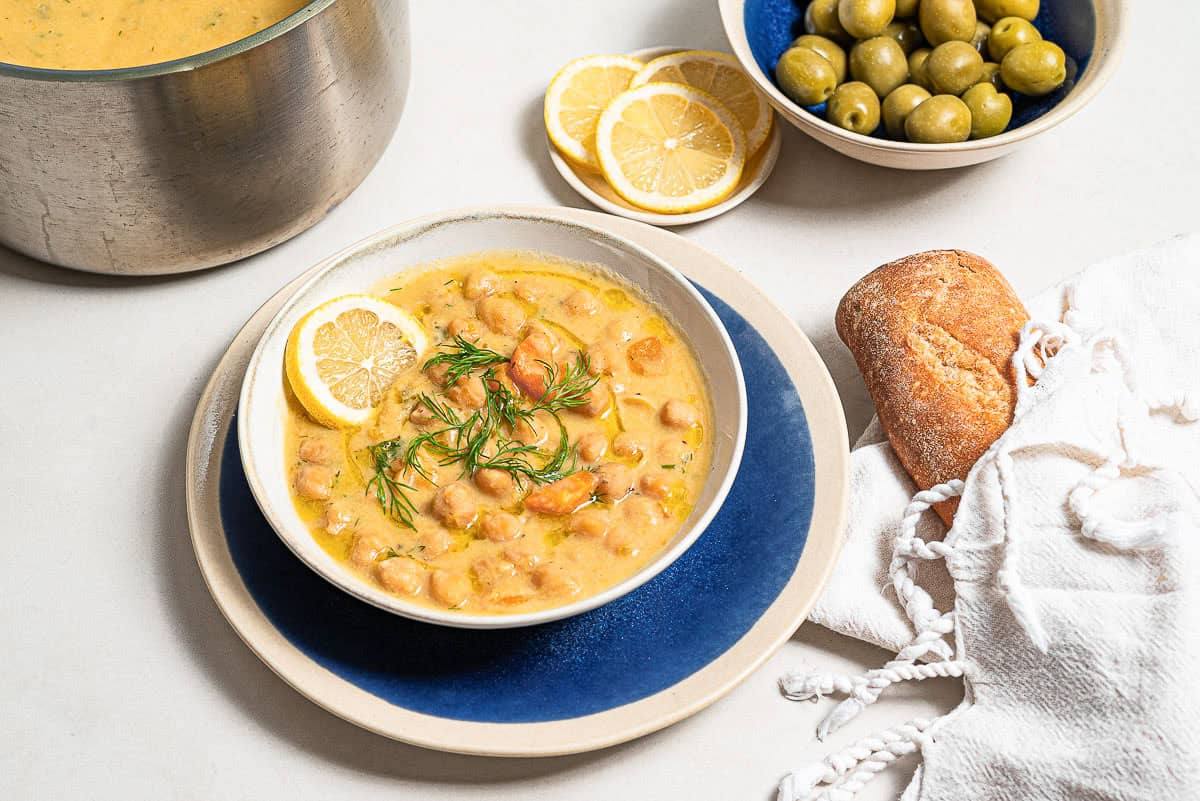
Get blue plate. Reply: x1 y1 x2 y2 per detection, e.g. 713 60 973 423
744 0 1096 135
217 287 815 723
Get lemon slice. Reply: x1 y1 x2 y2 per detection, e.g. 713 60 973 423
631 50 773 157
595 82 747 214
285 295 428 428
544 54 645 169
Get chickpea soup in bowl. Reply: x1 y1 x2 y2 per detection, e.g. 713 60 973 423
238 209 746 629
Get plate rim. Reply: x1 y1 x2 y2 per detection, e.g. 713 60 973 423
185 204 849 757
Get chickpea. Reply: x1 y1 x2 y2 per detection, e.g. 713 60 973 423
463 268 500 300
513 415 549 446
587 340 626 379
638 471 677 501
576 431 609 463
425 361 451 388
376 558 424 596
474 467 514 497
322 500 356 535
446 317 482 341
472 556 519 588
409 400 436 427
532 564 582 597
622 496 666 528
569 509 610 539
481 510 523 542
575 380 611 417
604 319 635 343
445 374 487 409
612 432 643 459
605 527 640 556
595 462 634 502
659 399 699 429
563 289 601 317
350 531 388 568
297 437 334 464
477 296 526 336
514 278 551 303
430 570 472 607
504 541 545 571
431 481 477 529
294 464 334 500
419 527 452 557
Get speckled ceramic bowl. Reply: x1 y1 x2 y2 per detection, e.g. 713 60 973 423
237 208 747 629
719 0 1127 169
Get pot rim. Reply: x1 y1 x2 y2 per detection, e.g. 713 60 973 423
0 0 336 82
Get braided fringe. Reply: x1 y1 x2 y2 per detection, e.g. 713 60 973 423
777 718 937 801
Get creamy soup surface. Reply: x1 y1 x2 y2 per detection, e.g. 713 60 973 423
285 251 714 615
0 0 308 70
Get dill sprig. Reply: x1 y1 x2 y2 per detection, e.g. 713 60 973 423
365 438 418 529
528 353 602 414
364 337 599 522
422 335 508 387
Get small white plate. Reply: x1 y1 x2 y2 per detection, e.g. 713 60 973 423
546 46 782 227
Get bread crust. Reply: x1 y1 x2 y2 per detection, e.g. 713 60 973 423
836 250 1028 524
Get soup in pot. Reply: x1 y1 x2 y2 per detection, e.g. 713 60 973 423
284 251 715 615
0 0 309 70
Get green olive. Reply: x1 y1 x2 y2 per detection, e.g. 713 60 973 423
883 20 924 54
882 83 932 138
970 21 991 55
838 0 896 39
977 61 1004 90
806 0 853 44
974 0 1040 24
962 82 1013 138
792 34 849 83
1001 40 1066 95
919 0 978 46
776 46 840 105
827 81 882 134
987 16 1041 61
926 41 984 95
895 0 919 17
904 94 972 142
850 36 910 98
908 47 933 90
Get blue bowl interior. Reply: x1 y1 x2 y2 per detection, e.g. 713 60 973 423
743 0 1095 137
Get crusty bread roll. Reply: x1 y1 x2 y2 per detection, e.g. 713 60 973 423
836 250 1029 525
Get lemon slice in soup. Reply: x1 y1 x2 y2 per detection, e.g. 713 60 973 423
285 295 428 428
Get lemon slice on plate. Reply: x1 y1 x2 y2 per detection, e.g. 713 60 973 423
544 54 645 169
285 294 428 428
595 82 747 215
631 50 773 157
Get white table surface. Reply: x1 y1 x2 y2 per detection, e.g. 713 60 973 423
2 2 1197 799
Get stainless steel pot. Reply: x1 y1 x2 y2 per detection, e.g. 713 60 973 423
0 0 409 275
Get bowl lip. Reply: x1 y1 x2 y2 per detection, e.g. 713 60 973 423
717 0 1129 155
236 206 749 630
0 0 335 82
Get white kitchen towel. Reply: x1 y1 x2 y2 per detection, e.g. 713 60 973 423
780 235 1200 801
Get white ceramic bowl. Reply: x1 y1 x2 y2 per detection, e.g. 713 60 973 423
238 208 747 629
718 0 1128 170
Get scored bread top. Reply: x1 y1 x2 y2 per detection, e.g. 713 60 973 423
835 249 1029 525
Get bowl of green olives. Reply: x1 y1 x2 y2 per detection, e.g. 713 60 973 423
718 0 1126 169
